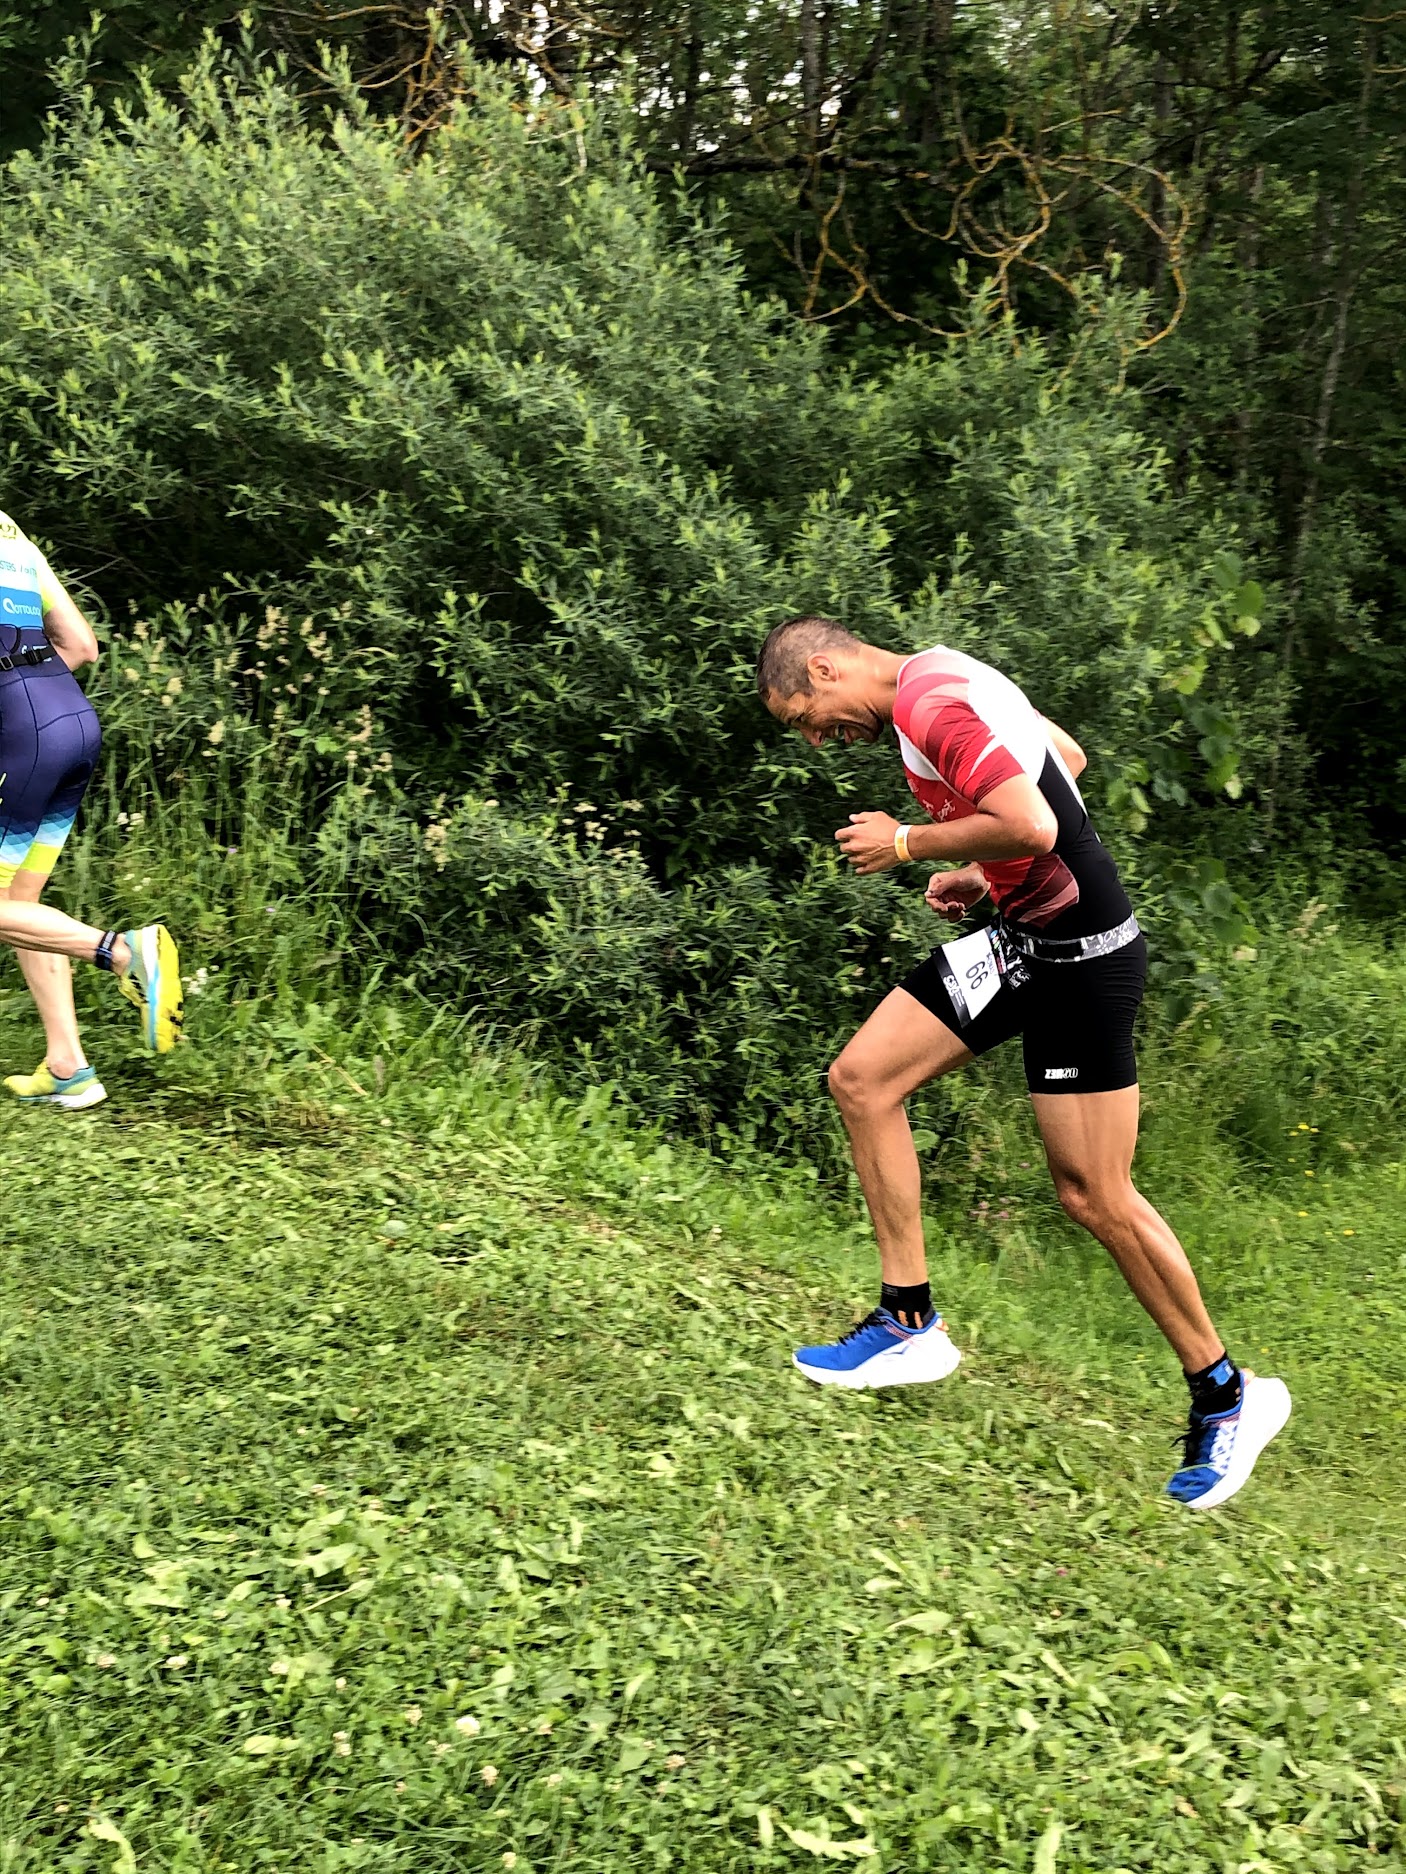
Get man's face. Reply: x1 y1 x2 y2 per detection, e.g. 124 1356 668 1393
766 654 886 749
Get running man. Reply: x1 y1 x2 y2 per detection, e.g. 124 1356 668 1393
0 508 182 1106
757 615 1289 1509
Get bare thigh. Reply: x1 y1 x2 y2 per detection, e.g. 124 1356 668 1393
1030 1085 1141 1187
832 987 974 1102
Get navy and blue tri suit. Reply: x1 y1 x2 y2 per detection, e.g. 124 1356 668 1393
0 511 101 886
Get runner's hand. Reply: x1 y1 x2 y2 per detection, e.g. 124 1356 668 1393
925 866 988 920
835 811 902 875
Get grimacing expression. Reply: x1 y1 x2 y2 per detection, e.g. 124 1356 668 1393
766 658 885 748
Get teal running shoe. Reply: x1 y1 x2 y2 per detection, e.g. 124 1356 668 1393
3 1061 107 1109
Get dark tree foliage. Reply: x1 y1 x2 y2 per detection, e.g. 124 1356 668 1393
0 2 237 156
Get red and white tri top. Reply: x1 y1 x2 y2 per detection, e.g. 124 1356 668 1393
893 646 1131 937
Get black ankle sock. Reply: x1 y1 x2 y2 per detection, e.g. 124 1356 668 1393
881 1281 934 1329
94 929 120 973
1185 1351 1242 1420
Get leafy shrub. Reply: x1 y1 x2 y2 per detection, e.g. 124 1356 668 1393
0 45 1359 1159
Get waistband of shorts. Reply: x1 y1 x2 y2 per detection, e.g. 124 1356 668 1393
995 911 1141 964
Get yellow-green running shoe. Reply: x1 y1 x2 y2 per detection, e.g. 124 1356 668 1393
115 924 183 1053
3 1062 108 1109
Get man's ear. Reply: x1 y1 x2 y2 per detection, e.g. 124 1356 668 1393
807 652 841 687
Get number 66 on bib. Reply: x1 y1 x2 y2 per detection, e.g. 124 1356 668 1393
935 927 1007 1028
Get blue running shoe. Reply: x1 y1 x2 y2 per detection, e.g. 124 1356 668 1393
793 1308 962 1390
1166 1372 1291 1510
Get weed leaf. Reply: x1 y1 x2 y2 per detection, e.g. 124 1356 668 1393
87 1818 137 1874
780 1822 878 1859
1033 1821 1062 1874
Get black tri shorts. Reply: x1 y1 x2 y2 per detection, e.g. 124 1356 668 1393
900 931 1148 1096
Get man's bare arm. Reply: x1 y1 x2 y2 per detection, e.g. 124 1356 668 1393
1042 715 1086 779
836 775 1057 875
902 774 1056 862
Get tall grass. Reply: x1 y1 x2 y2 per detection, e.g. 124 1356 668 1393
29 732 1406 1214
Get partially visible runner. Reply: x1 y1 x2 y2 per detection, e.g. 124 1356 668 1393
758 615 1290 1510
0 509 182 1106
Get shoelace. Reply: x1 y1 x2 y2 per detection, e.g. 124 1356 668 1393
835 1309 887 1346
834 1308 936 1346
1173 1411 1239 1474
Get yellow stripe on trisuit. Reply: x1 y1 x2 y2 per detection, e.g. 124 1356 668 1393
15 839 64 880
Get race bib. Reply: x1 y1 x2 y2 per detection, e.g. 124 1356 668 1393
939 926 1004 1027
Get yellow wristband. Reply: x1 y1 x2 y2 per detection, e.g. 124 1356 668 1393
894 824 912 864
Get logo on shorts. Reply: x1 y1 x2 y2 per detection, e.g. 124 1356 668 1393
1044 1067 1079 1080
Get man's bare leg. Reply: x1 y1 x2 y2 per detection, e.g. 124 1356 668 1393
1030 1087 1222 1371
1032 1084 1291 1508
791 988 970 1386
827 988 972 1294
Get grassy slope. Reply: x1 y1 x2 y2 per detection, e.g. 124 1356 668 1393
1 1002 1404 1874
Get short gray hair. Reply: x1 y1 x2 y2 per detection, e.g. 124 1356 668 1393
756 614 861 700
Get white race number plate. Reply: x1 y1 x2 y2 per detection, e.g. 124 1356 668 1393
940 926 1004 1026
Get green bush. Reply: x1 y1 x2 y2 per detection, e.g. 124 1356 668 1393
0 45 1370 1159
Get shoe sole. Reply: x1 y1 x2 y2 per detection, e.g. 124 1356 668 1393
137 925 183 1053
16 1082 109 1109
793 1336 963 1390
1182 1374 1292 1511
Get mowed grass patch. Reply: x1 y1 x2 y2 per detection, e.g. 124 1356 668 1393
0 1017 1403 1873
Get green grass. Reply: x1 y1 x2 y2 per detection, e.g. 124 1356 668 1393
1 990 1404 1874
